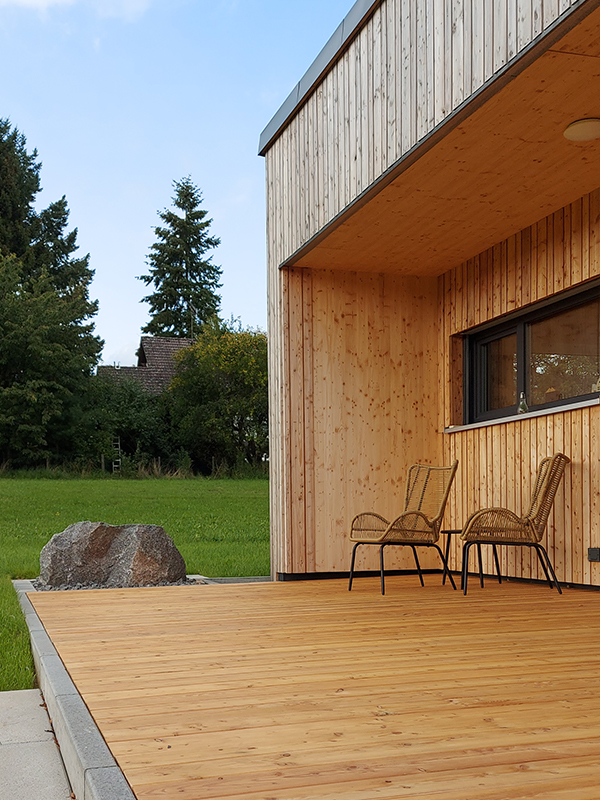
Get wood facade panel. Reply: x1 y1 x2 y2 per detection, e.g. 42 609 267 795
441 188 600 586
265 1 600 587
264 0 581 270
440 192 599 336
271 187 600 583
443 409 600 586
271 269 443 575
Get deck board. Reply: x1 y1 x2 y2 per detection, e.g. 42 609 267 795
29 579 600 799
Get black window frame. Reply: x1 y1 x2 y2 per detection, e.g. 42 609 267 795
465 283 600 424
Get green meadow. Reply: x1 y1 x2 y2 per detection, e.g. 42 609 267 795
0 477 269 691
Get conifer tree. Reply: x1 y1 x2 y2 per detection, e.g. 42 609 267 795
0 119 102 466
0 118 40 260
26 196 95 294
139 177 221 338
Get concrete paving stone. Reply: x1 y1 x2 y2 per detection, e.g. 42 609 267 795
12 580 35 599
0 740 72 800
0 690 72 800
15 581 125 800
0 689 53 745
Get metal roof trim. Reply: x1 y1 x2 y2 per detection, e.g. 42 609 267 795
258 0 382 156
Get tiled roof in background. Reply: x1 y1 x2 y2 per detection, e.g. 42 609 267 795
98 337 194 394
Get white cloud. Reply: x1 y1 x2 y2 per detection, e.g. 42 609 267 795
0 0 152 21
0 0 75 8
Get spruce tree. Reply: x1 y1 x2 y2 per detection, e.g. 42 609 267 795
139 177 221 338
26 196 95 294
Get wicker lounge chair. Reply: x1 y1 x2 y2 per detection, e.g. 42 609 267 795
460 453 569 595
348 461 458 594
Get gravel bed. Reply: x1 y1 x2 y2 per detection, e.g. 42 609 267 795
31 576 211 591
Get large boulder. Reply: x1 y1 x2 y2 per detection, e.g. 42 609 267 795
38 522 187 588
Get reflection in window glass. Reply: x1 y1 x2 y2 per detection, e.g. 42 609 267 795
468 287 600 423
529 299 600 406
485 333 517 411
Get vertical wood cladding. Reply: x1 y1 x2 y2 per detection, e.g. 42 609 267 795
265 0 581 270
271 269 443 575
271 187 600 582
265 0 600 584
441 188 600 586
266 0 584 577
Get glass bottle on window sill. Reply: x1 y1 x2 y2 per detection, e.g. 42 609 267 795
517 392 529 414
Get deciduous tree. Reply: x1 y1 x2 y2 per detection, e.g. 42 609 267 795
168 319 268 473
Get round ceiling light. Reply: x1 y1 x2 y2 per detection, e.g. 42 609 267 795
563 118 600 142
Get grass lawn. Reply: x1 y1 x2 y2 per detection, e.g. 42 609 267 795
0 477 269 692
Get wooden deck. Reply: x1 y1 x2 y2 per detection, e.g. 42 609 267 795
29 578 600 800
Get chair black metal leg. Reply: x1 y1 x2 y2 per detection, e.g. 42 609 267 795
348 542 360 591
492 544 502 584
477 543 485 588
433 543 456 590
462 542 472 595
543 546 562 595
380 544 386 595
535 544 562 594
442 531 452 585
532 542 552 588
411 545 425 587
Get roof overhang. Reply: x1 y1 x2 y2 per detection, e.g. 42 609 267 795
284 0 600 276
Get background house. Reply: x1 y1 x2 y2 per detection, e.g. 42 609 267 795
260 0 600 585
97 337 193 395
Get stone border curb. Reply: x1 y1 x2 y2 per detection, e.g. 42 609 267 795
13 580 135 800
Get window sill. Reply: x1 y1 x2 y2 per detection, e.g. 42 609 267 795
444 397 600 433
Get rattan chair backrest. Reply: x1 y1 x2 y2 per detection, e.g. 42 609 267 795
404 462 458 527
522 453 570 541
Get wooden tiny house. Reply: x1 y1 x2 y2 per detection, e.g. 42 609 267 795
260 0 600 585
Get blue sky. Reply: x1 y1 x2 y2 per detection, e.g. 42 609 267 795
0 0 352 365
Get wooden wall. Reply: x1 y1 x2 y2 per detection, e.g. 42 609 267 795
265 0 600 585
270 269 442 575
266 1 588 575
265 0 583 270
441 188 600 586
271 188 600 584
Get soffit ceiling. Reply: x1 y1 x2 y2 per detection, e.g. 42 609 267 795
287 3 600 276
